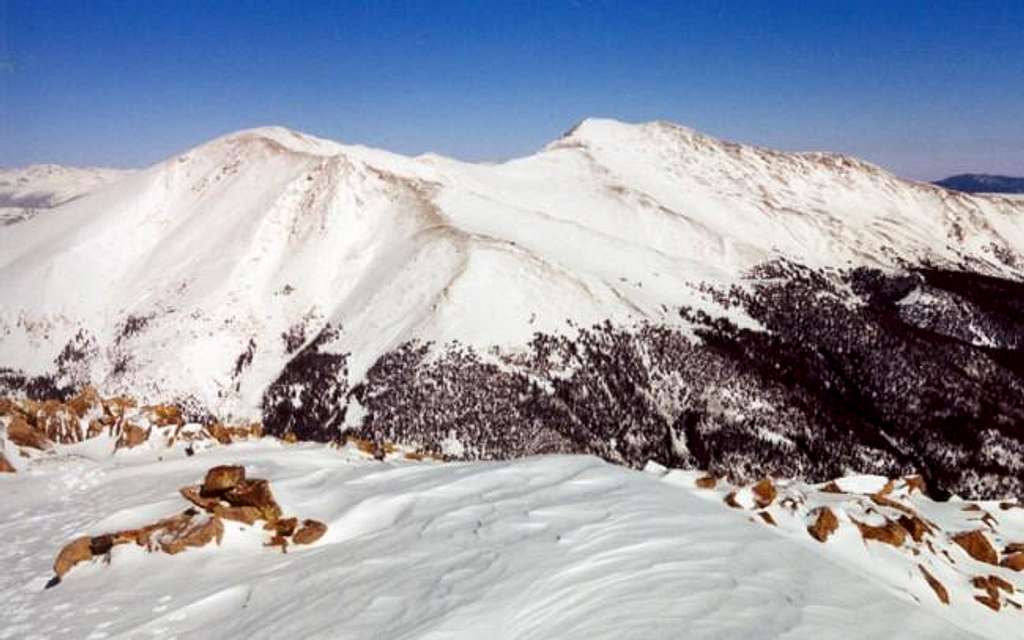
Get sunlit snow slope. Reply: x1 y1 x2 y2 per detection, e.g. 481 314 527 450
0 443 1010 640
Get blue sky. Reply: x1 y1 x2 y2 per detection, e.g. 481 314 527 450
2 1 1022 179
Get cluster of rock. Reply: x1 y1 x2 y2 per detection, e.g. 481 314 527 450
0 387 263 472
696 472 1024 613
49 465 327 587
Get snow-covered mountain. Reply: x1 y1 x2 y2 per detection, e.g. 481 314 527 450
2 119 1023 498
0 164 134 225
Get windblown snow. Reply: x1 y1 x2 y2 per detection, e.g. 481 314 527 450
2 442 1018 639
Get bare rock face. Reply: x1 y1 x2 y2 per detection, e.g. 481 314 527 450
917 565 949 604
6 415 50 450
67 386 102 419
292 519 327 545
213 505 262 526
897 514 933 543
202 465 246 495
151 512 224 555
807 507 839 543
1003 552 1024 572
952 530 999 565
0 451 15 473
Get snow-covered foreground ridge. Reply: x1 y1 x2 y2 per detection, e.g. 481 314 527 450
2 118 1024 499
1 441 1022 639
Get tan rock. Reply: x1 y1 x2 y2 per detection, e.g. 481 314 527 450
265 516 298 537
903 475 927 495
180 485 223 511
723 491 742 509
116 423 148 449
989 575 1014 594
292 519 327 545
53 536 93 578
897 514 933 543
820 481 843 494
6 415 50 450
1001 553 1024 572
67 386 102 419
213 505 262 525
751 478 777 508
102 396 136 418
0 452 15 473
207 423 233 445
224 478 281 522
807 507 839 543
952 530 999 565
975 594 1001 611
917 565 949 604
202 465 246 495
850 517 907 548
144 403 183 427
153 512 224 555
694 475 717 489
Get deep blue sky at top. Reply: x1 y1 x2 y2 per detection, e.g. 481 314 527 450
1 1 1022 179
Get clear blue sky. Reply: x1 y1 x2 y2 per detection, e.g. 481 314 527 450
2 1 1022 179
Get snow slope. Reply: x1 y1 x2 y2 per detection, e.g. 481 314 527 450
2 442 1015 639
0 165 133 225
1 120 1022 420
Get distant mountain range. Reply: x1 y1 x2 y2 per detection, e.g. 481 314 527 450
933 173 1024 194
2 120 1024 500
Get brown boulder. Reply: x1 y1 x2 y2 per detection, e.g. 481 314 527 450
180 485 223 511
6 415 50 450
903 475 927 495
917 565 949 604
850 517 907 548
0 451 14 473
202 465 246 495
751 478 777 508
807 507 839 543
265 517 298 537
144 404 183 427
146 512 224 555
975 595 1001 611
952 530 999 565
292 519 327 545
1006 542 1024 554
694 475 717 490
224 478 281 522
1001 553 1024 572
207 423 234 445
53 536 93 578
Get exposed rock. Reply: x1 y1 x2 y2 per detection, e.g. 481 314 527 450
975 594 1001 611
67 386 102 419
807 507 839 543
53 536 93 578
917 565 949 605
820 481 843 494
989 575 1014 594
6 415 50 450
0 452 14 473
897 514 933 543
694 475 717 489
292 519 327 545
751 478 777 508
202 465 246 495
116 423 148 449
265 517 298 537
757 511 776 526
1001 553 1024 572
850 517 907 548
952 530 999 565
723 491 741 509
870 494 915 516
180 485 223 511
903 475 926 495
1005 542 1024 554
213 505 262 525
224 478 282 522
144 511 224 555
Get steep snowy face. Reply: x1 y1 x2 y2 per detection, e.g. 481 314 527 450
2 120 1024 499
0 164 133 225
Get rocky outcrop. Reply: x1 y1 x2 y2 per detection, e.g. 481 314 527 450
952 530 999 565
47 465 326 586
807 507 838 543
0 451 14 473
918 565 949 605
